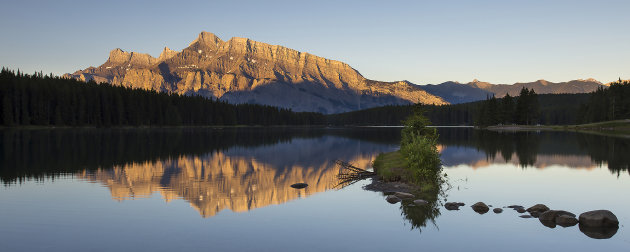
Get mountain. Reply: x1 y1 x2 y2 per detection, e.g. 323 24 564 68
420 81 494 104
423 79 603 104
64 31 447 114
470 78 603 97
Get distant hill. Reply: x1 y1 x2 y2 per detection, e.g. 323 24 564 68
420 81 494 104
423 79 603 104
64 31 447 114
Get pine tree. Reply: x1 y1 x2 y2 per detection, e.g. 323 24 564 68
501 93 515 124
515 87 530 125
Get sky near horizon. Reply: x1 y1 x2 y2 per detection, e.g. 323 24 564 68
0 0 628 84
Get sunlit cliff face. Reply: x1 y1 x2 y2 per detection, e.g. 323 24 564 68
78 151 379 218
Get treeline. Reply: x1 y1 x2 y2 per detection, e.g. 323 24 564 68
577 80 630 123
327 91 591 126
0 68 324 127
475 88 539 126
326 103 476 126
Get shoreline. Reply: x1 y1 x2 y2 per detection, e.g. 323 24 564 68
485 119 630 137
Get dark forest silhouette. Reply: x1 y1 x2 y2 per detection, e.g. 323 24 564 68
0 68 324 127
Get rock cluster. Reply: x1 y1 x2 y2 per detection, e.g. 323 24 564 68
396 200 621 239
384 192 432 207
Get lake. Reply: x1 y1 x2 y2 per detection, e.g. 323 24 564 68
1 127 628 251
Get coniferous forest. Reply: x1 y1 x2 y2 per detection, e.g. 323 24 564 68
327 91 597 126
1 67 628 127
577 80 630 123
0 68 324 127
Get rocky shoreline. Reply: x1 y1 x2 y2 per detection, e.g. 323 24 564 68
295 178 620 239
378 188 619 239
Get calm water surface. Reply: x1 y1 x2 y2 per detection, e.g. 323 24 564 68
1 127 628 251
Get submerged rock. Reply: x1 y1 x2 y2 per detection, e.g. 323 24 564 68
526 204 550 214
539 210 576 228
556 215 579 227
445 202 461 210
519 215 533 218
515 207 527 213
394 192 415 199
579 210 619 227
386 195 401 204
539 210 575 222
507 205 523 209
413 199 429 206
579 223 619 239
290 183 308 189
493 208 503 214
471 202 490 214
540 220 557 228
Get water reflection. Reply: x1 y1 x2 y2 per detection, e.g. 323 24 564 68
398 189 442 232
0 127 400 184
437 128 630 175
0 127 627 249
0 128 398 217
77 152 351 218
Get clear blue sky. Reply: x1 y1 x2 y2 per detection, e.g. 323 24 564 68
1 0 628 84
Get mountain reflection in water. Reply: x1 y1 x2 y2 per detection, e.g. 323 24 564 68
77 150 378 218
0 128 398 217
1 127 628 224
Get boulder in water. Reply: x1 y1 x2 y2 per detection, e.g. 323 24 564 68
556 215 579 227
290 183 308 189
579 223 619 239
393 192 415 199
579 210 619 227
530 211 541 218
539 210 576 228
539 210 575 222
526 204 550 214
445 202 461 210
471 202 490 214
386 195 401 204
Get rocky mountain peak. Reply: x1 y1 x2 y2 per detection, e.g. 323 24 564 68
106 48 156 67
107 48 132 65
190 31 223 49
158 46 178 61
65 31 448 113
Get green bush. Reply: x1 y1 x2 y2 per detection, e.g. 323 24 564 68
400 132 442 184
399 104 442 185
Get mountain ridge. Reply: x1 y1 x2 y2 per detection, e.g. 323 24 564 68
421 78 604 104
65 31 447 113
64 31 606 110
